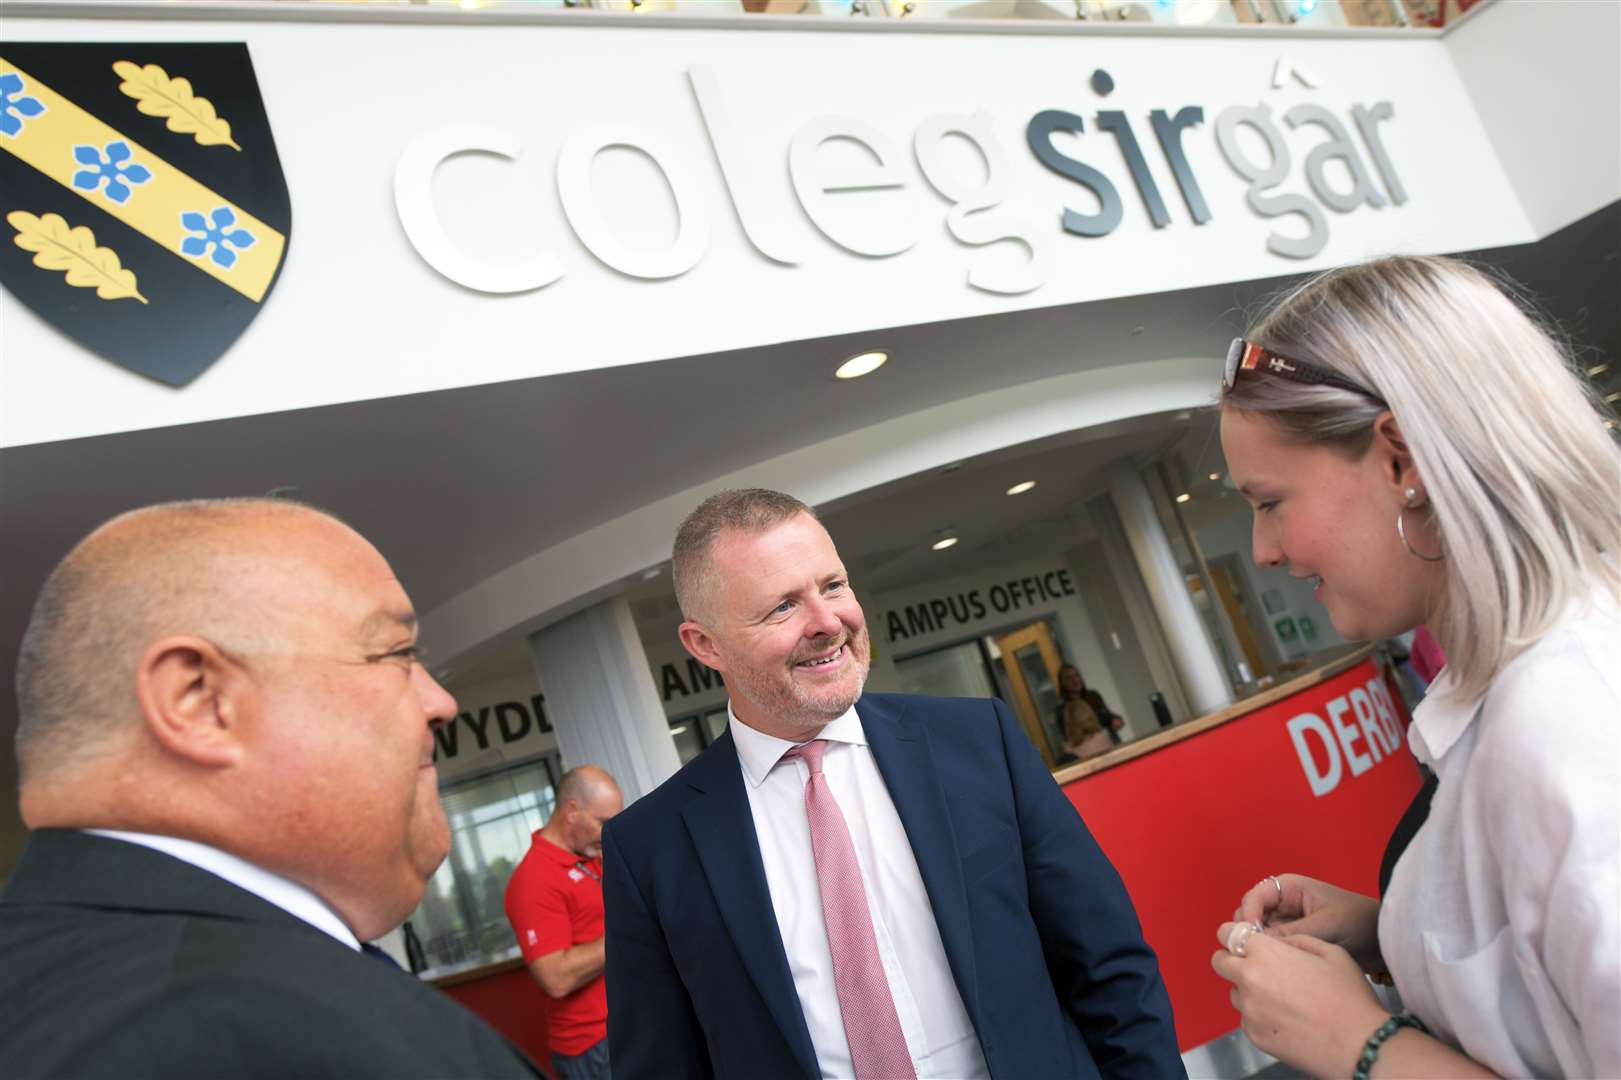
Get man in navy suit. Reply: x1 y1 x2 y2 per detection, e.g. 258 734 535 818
603 489 1182 1079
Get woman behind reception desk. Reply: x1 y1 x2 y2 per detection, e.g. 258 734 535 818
1210 256 1619 1079
1055 663 1122 759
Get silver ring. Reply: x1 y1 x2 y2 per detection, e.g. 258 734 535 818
1227 921 1262 957
1266 875 1283 905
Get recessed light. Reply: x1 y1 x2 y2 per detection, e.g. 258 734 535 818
1130 326 1145 336
1208 473 1220 481
640 566 662 581
1175 493 1192 504
931 536 959 551
835 351 888 379
1589 362 1611 377
1006 481 1037 496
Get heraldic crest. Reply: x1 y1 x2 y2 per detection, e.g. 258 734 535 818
0 43 291 386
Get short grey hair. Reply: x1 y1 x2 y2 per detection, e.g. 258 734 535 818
671 489 815 622
1223 255 1620 702
15 496 339 781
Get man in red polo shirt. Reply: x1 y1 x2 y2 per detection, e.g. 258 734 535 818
505 766 623 1080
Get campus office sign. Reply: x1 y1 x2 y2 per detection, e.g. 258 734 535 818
0 43 289 386
396 64 1406 298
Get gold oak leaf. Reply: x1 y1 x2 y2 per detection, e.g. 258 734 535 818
113 60 242 151
7 211 149 304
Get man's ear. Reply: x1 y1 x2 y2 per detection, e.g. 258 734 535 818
678 620 725 673
134 636 248 768
1370 411 1426 503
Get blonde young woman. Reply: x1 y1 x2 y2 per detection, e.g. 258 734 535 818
1208 256 1619 1079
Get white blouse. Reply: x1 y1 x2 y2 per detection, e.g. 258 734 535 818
1379 594 1619 1078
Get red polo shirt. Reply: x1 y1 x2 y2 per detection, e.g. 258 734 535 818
503 832 606 1056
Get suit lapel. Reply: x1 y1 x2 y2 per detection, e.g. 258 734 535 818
681 732 820 1080
859 697 982 1027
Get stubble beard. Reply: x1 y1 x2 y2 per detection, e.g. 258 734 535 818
729 625 872 735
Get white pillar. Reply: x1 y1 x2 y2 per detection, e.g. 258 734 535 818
1105 462 1233 716
527 596 680 804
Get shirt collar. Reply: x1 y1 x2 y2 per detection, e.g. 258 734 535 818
86 829 360 951
728 699 867 789
530 830 592 867
1406 664 1478 765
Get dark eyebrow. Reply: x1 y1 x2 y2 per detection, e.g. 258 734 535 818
360 608 417 641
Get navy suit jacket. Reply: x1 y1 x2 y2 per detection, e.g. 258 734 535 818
603 693 1183 1079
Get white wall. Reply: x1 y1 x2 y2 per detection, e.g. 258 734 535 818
1444 0 1621 237
865 552 1138 737
434 672 557 784
3 7 1535 447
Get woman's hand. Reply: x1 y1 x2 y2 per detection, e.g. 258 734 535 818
1212 925 1388 1078
1234 873 1385 974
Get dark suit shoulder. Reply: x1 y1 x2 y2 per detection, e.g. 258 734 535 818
0 881 536 1079
608 730 734 841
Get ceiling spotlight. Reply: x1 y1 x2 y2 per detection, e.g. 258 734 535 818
1588 362 1611 377
931 535 959 551
1175 493 1192 504
835 351 888 379
1006 480 1037 496
1208 473 1220 481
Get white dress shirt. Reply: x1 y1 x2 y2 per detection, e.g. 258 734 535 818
87 829 361 951
729 702 990 1080
1379 592 1619 1078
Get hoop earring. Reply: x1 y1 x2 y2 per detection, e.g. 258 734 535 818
1397 488 1444 562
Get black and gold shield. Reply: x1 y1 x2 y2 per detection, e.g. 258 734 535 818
0 43 290 386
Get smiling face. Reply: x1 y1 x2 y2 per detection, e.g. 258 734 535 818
1219 407 1444 643
678 512 870 741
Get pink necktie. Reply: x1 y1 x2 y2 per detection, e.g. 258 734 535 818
783 740 917 1080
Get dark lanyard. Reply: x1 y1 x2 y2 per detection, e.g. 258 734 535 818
573 860 601 883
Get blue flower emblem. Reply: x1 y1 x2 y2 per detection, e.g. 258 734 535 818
0 72 47 137
71 141 152 203
180 207 256 269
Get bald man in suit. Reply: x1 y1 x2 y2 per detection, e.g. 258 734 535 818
0 499 541 1078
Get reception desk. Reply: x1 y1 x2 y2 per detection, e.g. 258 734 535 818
436 645 1422 1062
1057 644 1422 1052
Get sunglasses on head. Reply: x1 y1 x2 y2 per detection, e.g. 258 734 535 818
1223 338 1387 407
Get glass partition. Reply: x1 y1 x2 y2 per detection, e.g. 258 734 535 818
408 755 560 974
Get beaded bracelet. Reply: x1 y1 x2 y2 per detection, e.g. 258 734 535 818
1352 1013 1429 1080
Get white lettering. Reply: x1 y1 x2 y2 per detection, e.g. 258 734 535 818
1348 686 1388 760
1368 677 1404 752
1328 693 1373 777
688 66 802 265
394 126 564 293
1287 711 1343 797
913 111 1048 295
789 116 919 257
557 126 710 279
